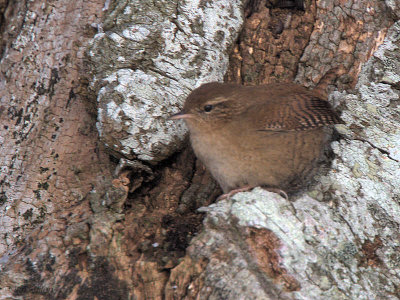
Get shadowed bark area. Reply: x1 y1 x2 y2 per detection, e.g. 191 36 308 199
226 0 393 89
1 0 399 299
226 0 317 85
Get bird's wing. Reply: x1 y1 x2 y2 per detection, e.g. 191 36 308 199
255 93 343 131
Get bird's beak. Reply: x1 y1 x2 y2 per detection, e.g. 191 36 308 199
168 111 194 120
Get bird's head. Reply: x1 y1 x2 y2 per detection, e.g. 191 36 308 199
169 82 246 132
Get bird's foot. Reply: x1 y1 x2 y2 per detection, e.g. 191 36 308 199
217 185 255 200
260 187 289 200
217 186 289 201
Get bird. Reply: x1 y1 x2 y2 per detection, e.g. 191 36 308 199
170 82 343 198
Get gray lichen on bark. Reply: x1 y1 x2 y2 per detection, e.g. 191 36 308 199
88 0 245 162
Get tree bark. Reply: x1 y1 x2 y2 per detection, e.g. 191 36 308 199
1 0 400 299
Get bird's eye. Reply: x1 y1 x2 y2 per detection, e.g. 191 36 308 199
204 105 213 112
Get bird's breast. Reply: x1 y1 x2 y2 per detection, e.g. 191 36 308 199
188 122 330 193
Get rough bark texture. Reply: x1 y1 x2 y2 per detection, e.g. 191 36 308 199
0 0 123 299
1 0 400 299
89 0 245 163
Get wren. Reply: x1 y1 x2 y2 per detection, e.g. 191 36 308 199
170 82 342 197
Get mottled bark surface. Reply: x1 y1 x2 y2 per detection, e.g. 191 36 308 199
0 0 119 298
1 0 400 299
226 0 317 85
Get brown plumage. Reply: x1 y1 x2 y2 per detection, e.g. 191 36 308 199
170 82 342 195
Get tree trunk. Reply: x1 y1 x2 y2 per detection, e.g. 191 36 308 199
1 0 400 299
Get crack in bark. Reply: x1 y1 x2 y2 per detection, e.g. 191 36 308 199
350 136 399 162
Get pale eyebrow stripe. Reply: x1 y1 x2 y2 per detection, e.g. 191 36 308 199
204 96 229 105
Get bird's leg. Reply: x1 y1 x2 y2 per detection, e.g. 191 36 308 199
217 185 255 200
